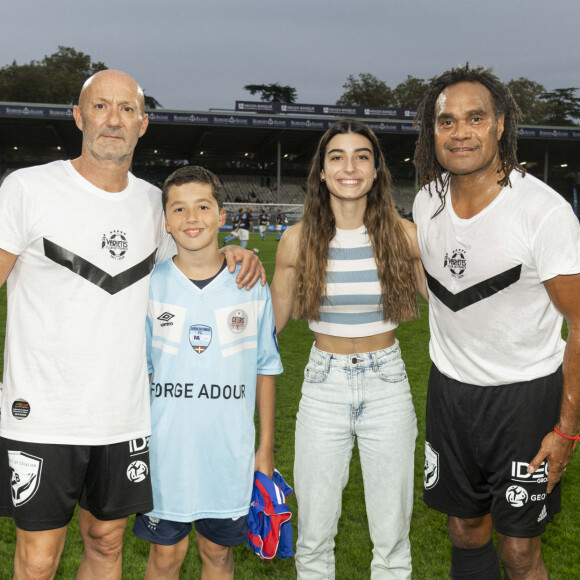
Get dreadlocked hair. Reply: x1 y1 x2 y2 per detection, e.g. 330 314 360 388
413 63 525 217
293 119 418 324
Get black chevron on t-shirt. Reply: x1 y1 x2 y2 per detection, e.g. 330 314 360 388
43 238 156 295
425 264 522 312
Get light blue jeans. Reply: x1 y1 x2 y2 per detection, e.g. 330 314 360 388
294 341 417 579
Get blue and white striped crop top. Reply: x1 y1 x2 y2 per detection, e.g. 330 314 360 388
308 225 398 338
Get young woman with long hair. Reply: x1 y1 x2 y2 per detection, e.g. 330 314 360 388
271 119 426 579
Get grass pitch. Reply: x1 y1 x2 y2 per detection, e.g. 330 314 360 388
0 232 577 579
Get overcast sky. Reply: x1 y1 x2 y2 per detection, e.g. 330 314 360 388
1 0 578 111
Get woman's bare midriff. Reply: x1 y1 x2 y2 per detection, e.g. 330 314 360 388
313 330 396 355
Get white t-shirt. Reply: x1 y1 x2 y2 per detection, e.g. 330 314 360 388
413 171 580 386
0 160 166 444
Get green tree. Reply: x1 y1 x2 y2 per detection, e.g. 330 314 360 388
506 78 549 125
0 62 50 103
243 83 297 103
0 46 106 104
336 73 393 107
392 75 428 109
539 88 580 126
144 95 163 110
0 46 161 108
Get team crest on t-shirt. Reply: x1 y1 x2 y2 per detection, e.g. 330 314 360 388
101 230 129 260
443 248 467 279
189 324 212 354
228 309 248 333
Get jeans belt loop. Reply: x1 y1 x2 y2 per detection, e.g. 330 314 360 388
371 351 379 372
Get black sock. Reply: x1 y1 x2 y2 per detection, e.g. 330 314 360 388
451 539 501 579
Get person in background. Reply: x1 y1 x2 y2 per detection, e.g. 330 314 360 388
275 209 283 241
222 208 243 246
258 209 269 241
238 205 254 249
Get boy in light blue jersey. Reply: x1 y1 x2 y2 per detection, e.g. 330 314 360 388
133 166 283 579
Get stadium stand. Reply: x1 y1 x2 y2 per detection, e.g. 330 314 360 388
220 175 307 204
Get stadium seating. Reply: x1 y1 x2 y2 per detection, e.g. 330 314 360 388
220 175 306 204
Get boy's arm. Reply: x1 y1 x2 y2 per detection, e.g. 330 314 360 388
254 374 276 478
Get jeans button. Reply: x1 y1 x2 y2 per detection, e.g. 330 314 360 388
351 357 357 364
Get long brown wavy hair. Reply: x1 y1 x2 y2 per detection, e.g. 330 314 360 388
293 119 418 324
414 63 525 217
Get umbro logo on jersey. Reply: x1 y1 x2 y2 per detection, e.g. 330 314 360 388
158 312 175 326
43 239 156 295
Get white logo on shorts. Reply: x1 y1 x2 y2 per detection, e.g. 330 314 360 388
424 441 439 490
537 505 547 522
8 451 43 506
506 485 529 507
511 460 548 484
129 437 149 456
127 460 149 483
147 516 160 530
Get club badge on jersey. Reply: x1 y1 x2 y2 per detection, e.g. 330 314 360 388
189 324 212 354
229 309 248 334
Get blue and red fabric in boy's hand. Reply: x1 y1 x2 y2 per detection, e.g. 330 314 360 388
247 469 294 559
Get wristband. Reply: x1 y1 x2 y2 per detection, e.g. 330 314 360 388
554 427 580 450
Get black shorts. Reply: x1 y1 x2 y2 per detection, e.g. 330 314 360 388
0 436 153 531
133 514 248 547
423 364 562 538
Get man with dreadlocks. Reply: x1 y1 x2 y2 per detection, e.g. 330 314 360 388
412 64 580 580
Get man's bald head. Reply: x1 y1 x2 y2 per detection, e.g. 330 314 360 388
78 70 145 114
72 69 149 172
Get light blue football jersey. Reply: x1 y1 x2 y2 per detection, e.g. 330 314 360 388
145 259 283 522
